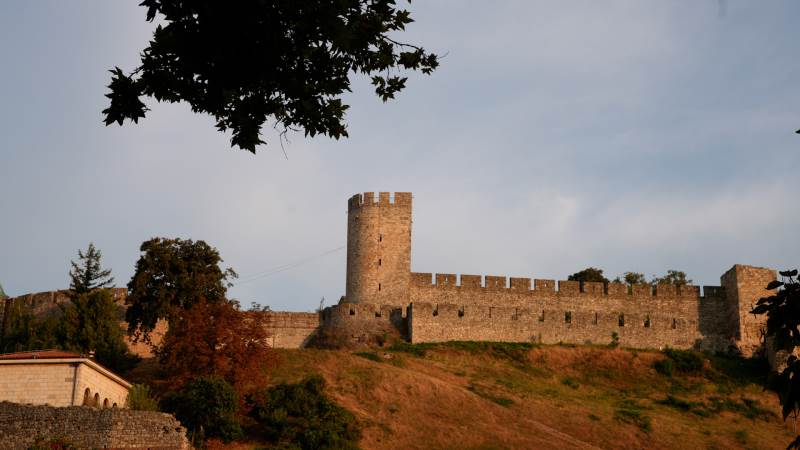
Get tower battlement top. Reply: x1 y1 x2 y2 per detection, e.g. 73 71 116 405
348 192 412 211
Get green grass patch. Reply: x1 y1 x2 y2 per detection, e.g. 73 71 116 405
444 341 536 365
561 377 580 389
387 342 433 357
656 394 775 421
354 351 382 362
706 396 775 421
614 407 652 432
613 400 652 432
467 384 515 407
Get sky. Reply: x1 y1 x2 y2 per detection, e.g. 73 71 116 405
1 1 799 312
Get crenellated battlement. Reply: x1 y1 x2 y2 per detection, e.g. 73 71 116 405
347 192 412 211
410 272 724 299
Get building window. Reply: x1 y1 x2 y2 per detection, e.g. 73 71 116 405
593 312 598 325
565 311 572 324
539 310 545 322
378 283 381 291
379 234 382 242
378 258 382 266
433 308 438 317
672 318 678 329
349 308 355 316
618 313 625 327
375 311 382 318
458 307 465 318
644 315 651 328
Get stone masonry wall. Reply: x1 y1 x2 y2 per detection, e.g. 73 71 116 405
345 192 412 306
264 311 320 348
409 273 737 351
0 402 188 450
1 290 321 351
721 264 776 357
0 363 76 407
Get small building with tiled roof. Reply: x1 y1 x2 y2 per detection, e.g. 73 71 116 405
0 349 131 408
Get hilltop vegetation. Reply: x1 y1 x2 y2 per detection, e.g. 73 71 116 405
127 342 794 449
249 343 789 450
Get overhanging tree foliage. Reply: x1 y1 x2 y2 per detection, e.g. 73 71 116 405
103 0 439 153
751 269 800 448
125 237 236 343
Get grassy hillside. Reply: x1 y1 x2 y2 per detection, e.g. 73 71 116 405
262 343 792 450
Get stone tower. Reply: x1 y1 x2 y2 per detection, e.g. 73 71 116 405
721 264 777 357
345 192 412 305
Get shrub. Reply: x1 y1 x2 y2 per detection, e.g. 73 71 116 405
654 359 675 377
561 377 580 389
609 332 620 349
662 348 704 374
614 407 652 432
250 375 360 450
125 384 159 411
161 376 242 443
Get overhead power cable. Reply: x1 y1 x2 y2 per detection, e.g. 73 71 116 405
234 245 345 285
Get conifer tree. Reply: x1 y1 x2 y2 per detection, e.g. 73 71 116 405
69 243 114 294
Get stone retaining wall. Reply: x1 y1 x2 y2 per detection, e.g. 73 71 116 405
0 402 188 450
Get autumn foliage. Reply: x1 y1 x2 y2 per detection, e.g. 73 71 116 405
156 298 276 394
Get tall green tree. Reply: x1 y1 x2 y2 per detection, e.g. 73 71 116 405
125 238 237 343
69 243 114 294
0 302 61 353
651 270 692 286
568 267 609 283
61 289 138 373
103 0 439 153
751 269 800 449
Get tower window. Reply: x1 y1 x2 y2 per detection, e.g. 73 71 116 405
378 283 381 291
539 310 545 322
565 311 572 324
618 313 625 327
379 234 382 242
672 318 678 329
644 315 651 328
593 312 598 325
378 258 382 266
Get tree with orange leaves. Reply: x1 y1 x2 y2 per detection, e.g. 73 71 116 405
156 298 276 394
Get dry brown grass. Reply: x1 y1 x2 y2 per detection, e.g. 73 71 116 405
263 344 793 450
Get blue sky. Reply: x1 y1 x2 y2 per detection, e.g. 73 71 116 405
1 1 798 311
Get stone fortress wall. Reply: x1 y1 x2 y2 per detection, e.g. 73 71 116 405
0 289 319 355
330 191 777 357
0 191 779 358
0 402 188 450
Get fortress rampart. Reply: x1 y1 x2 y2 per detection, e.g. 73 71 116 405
0 192 779 358
0 289 321 355
333 191 776 356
